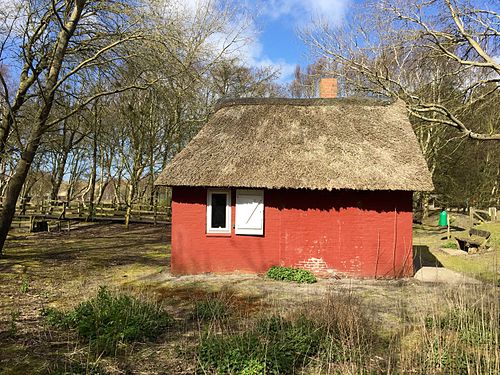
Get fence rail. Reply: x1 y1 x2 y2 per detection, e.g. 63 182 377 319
2 197 171 231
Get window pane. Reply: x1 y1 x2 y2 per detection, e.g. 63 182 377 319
211 193 227 228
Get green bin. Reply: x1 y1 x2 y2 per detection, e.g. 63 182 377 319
438 210 448 227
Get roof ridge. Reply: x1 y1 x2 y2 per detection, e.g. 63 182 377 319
215 97 395 111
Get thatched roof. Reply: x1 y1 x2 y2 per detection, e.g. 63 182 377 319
156 98 434 191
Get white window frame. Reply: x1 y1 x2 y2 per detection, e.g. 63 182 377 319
206 189 231 234
235 189 264 236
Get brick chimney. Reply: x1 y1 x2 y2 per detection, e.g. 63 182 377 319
319 77 338 98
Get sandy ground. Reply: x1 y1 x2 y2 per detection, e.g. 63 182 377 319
413 267 481 284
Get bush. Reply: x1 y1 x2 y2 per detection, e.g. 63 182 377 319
266 266 317 283
441 241 458 249
43 287 172 354
197 315 323 374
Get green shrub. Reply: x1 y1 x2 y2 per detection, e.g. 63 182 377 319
441 241 458 249
43 307 74 328
193 298 231 321
43 287 172 354
266 266 317 283
197 315 323 374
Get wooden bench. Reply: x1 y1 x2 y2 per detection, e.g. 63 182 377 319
30 216 48 232
455 228 491 253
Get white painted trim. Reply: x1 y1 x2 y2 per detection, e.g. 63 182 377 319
206 189 231 234
235 189 264 236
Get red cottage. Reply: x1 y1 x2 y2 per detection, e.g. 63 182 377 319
156 97 433 278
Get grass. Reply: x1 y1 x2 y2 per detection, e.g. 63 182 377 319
197 292 381 374
198 315 325 374
403 286 500 374
192 293 232 321
441 241 458 249
434 223 500 283
1 221 499 374
196 287 499 374
0 223 171 374
414 222 500 283
43 286 172 355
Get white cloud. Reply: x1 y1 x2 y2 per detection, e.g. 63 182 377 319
177 1 298 83
259 0 351 26
237 37 297 82
173 0 352 83
238 0 352 82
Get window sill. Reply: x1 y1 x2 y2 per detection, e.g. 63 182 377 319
206 232 232 237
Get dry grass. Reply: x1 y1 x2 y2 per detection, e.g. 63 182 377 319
0 222 499 374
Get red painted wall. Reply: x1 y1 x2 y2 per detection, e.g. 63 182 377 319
171 187 413 278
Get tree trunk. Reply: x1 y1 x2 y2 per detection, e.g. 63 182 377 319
124 179 136 229
50 149 70 201
0 1 85 254
0 127 43 251
67 153 81 202
421 192 431 220
0 109 13 164
86 132 98 221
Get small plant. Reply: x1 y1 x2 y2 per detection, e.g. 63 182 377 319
441 241 458 249
197 314 323 374
193 297 231 321
20 275 29 293
43 287 172 354
8 310 20 337
266 266 317 283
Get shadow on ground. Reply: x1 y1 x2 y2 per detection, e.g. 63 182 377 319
413 245 443 272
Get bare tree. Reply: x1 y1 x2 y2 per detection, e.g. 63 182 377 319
209 59 282 98
303 0 500 140
0 0 144 253
0 0 279 250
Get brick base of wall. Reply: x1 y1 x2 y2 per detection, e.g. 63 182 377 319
296 257 337 276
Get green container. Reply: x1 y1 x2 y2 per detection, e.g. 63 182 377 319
438 210 448 227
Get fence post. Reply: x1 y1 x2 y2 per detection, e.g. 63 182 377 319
488 207 497 222
30 215 35 232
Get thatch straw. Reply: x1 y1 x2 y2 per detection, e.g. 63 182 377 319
155 98 434 191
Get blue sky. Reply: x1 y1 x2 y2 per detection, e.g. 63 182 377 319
0 0 352 85
233 0 498 83
240 0 353 82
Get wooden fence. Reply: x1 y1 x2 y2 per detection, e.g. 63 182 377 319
470 207 498 223
2 197 171 232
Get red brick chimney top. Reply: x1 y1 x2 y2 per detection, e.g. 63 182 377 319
319 77 338 98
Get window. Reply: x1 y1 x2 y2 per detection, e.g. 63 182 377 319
235 189 264 235
207 190 231 234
